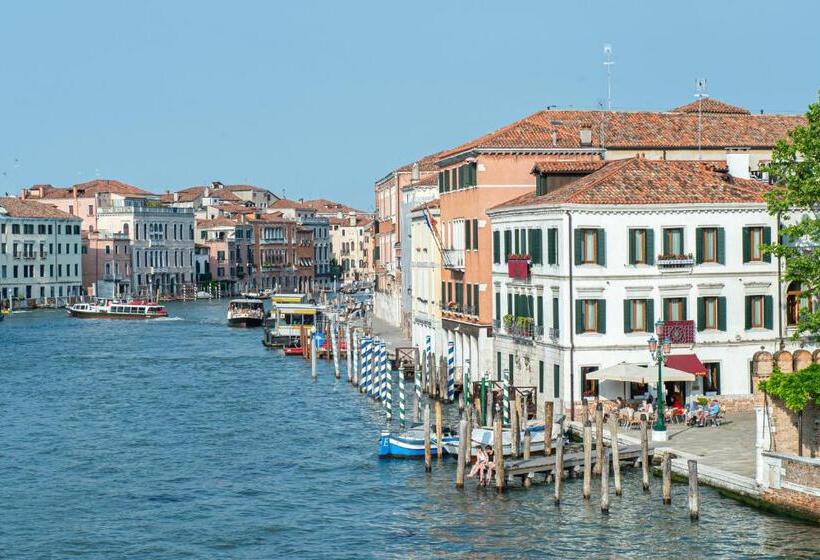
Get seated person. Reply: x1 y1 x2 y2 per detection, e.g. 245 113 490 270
483 447 495 486
467 446 486 480
708 399 720 418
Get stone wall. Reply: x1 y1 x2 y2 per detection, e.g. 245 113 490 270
768 400 820 458
758 453 820 523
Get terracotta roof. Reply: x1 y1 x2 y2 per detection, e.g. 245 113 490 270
196 217 238 229
160 186 242 204
396 149 450 173
0 197 81 219
271 198 312 211
531 160 607 174
411 198 440 212
437 104 803 159
492 157 769 210
670 98 751 115
39 179 152 199
301 198 367 215
223 184 272 193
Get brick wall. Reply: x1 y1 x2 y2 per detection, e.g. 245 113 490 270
782 456 820 488
769 400 819 458
761 487 820 523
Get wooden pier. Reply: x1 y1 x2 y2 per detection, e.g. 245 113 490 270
504 444 649 483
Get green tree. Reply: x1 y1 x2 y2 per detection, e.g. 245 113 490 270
764 90 820 336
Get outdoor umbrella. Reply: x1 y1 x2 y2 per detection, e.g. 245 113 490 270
585 362 695 383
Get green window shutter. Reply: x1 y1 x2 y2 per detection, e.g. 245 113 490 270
459 166 465 189
574 229 582 265
744 296 752 330
764 295 773 329
514 229 520 254
474 284 480 315
444 171 450 192
470 163 477 186
718 297 727 331
553 365 560 398
495 292 500 320
504 230 512 261
497 352 502 381
663 229 670 255
528 295 534 319
597 300 607 334
539 361 544 393
575 300 584 334
717 228 726 264
493 231 500 263
628 229 636 265
547 228 557 265
438 172 444 193
596 230 606 266
682 298 688 321
509 354 514 385
695 227 704 264
507 293 512 315
464 221 471 250
646 298 654 329
623 299 632 333
742 227 750 263
531 229 542 264
697 297 705 331
763 227 772 263
646 229 655 265
441 282 446 307
537 295 544 326
473 220 478 250
552 297 559 330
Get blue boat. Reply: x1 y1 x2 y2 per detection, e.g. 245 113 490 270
378 426 458 459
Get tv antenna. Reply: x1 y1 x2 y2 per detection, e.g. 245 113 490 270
695 78 709 160
603 44 615 111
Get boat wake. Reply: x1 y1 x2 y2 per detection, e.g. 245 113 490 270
151 317 184 322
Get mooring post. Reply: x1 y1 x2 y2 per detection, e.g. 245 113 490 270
435 400 443 463
502 369 510 426
640 416 650 491
601 450 610 514
345 325 353 382
398 363 406 430
446 341 455 402
594 402 604 476
424 404 432 472
554 419 564 505
385 359 393 424
523 428 532 488
583 420 592 500
544 400 554 456
493 404 505 493
609 414 622 496
311 332 318 379
456 418 467 489
414 356 423 423
688 460 699 521
352 330 359 386
510 395 520 458
662 453 672 504
330 317 340 380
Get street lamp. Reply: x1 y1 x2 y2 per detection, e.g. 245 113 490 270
647 320 672 441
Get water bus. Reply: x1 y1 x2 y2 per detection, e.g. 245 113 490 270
262 301 323 348
227 299 266 328
67 299 168 319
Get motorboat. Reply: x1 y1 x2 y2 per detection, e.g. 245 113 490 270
378 425 458 458
262 302 323 347
227 299 265 327
67 299 168 319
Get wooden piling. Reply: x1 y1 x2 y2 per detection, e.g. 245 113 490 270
594 402 604 475
601 450 610 514
423 404 432 472
510 397 520 458
456 419 468 488
554 420 564 505
582 420 592 500
493 406 505 492
662 453 672 504
523 429 532 488
435 400 443 462
609 414 622 496
640 416 650 491
688 460 699 520
544 400 554 456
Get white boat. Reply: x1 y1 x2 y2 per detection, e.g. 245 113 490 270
441 419 563 457
227 299 266 327
67 299 169 320
195 291 212 300
262 302 323 347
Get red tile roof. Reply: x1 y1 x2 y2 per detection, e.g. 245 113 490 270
531 160 607 174
437 102 803 159
0 197 81 219
223 184 273 193
39 179 152 199
196 217 238 229
270 198 312 211
411 198 440 212
670 98 751 115
492 157 769 210
301 198 367 215
160 186 242 204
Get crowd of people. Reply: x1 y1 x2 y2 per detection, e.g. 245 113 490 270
614 395 723 428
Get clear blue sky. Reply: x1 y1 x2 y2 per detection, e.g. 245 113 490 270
1 1 818 210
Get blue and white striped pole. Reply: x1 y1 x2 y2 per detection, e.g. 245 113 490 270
386 358 393 424
414 352 423 422
424 335 432 394
369 339 379 399
380 343 388 404
447 341 455 402
352 330 360 386
464 359 471 408
360 336 371 394
503 368 511 426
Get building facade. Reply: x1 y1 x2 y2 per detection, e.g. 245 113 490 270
0 197 83 305
410 199 444 357
251 213 314 293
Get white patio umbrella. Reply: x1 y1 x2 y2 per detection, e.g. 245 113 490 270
585 362 695 384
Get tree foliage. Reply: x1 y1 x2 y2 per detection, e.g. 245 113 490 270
764 90 820 336
758 364 820 412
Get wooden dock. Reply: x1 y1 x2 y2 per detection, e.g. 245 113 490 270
504 444 649 481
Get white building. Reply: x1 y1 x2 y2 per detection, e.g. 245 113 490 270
0 197 83 304
410 198 444 356
487 156 805 419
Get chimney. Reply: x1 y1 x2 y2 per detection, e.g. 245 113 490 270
411 162 420 183
726 148 751 180
579 127 593 146
204 187 210 198
173 192 179 202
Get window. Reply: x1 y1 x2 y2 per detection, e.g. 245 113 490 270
493 231 500 264
529 228 542 264
581 366 599 398
743 226 770 263
624 299 652 333
703 363 721 394
508 354 514 385
496 352 502 381
464 220 471 250
629 228 651 265
472 219 478 251
575 228 604 265
553 365 560 399
552 297 559 331
539 361 544 393
88 204 94 216
745 295 772 330
664 297 686 321
503 230 512 261
697 296 726 331
547 228 558 265
12 224 20 234
701 228 718 263
473 284 479 315
576 299 603 333
786 281 812 326
663 228 684 256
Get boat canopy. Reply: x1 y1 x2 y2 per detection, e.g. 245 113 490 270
272 293 306 304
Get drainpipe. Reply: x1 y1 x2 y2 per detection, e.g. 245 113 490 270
566 210 575 422
776 211 784 350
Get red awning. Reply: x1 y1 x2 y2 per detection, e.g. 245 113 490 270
666 354 707 377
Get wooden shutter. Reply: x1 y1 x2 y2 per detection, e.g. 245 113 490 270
597 300 607 334
718 296 727 331
539 361 544 393
552 297 559 330
438 172 444 193
504 230 512 261
763 226 772 263
528 295 534 319
575 300 584 334
574 229 582 265
553 365 560 399
531 229 542 264
507 293 512 316
744 296 752 330
537 295 544 326
764 295 773 329
496 352 501 380
717 228 726 264
682 298 688 320
514 229 520 254
509 354 514 385
473 220 478 250
628 229 636 264
646 229 655 265
697 297 705 331
596 230 606 266
444 171 450 192
547 228 557 265
495 292 500 320
493 230 500 263
695 227 704 264
742 227 750 262
464 220 471 250
623 299 632 333
474 284 480 315
441 282 446 306
646 298 654 329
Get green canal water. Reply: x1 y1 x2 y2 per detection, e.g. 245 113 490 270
1 302 818 558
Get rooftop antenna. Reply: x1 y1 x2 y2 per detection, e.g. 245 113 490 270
695 78 709 160
603 44 614 111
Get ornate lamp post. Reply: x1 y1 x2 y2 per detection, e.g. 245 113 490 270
647 320 672 442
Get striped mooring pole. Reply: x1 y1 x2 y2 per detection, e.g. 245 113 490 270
398 364 406 429
368 339 379 399
330 317 340 380
414 353 423 422
352 330 359 386
360 336 371 395
502 368 511 426
447 341 455 402
424 335 432 394
380 343 389 404
345 325 353 383
463 359 471 408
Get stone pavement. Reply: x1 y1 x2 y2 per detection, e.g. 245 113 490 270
370 316 411 353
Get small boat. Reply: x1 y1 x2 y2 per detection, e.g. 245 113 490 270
195 291 212 300
378 426 458 459
240 289 273 299
227 299 266 327
67 299 168 319
282 344 303 356
441 420 561 457
262 302 323 347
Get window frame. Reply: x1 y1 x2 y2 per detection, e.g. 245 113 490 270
702 227 718 263
704 296 718 330
749 226 763 262
581 229 597 264
583 300 598 332
631 299 647 332
750 295 764 328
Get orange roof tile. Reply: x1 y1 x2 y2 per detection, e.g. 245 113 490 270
411 198 440 212
531 160 607 174
0 197 81 219
670 98 751 115
196 217 238 229
39 179 152 199
160 186 242 204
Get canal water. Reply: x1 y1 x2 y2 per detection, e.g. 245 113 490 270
2 302 817 559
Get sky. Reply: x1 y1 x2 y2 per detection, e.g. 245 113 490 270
1 1 818 211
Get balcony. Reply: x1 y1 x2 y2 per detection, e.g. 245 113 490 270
499 316 543 342
443 249 465 270
507 255 531 280
660 320 696 344
657 253 695 270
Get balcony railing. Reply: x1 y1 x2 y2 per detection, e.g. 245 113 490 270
498 316 543 341
660 320 696 344
507 255 531 279
657 254 695 270
443 249 465 270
